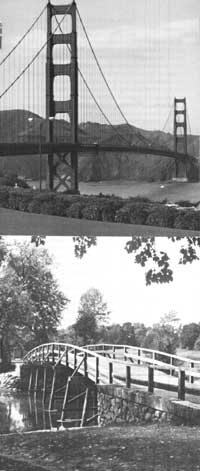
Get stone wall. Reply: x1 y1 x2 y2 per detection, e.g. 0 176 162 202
97 385 200 426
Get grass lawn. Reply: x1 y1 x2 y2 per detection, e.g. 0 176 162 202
177 349 200 362
1 424 200 470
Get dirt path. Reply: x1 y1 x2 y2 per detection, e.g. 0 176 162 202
1 424 200 470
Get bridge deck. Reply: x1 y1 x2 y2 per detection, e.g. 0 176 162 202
0 142 193 161
23 343 200 404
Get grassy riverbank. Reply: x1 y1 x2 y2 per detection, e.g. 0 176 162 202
1 424 200 470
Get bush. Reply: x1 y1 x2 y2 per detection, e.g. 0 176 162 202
174 210 200 231
66 201 85 218
101 199 124 222
115 202 150 225
8 189 34 211
0 174 29 188
175 200 197 208
146 205 177 228
0 186 9 208
81 203 102 221
1 184 200 231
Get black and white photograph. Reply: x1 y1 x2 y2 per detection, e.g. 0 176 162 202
1 0 200 469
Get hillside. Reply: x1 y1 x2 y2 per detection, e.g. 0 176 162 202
0 110 199 182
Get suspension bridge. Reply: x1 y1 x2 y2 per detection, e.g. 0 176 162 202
0 1 198 192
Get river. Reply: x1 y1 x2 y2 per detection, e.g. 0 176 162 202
0 391 97 434
31 179 200 203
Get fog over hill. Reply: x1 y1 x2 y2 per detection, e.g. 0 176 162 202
0 110 199 182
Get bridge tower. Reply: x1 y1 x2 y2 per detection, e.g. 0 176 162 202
46 0 78 192
173 97 187 180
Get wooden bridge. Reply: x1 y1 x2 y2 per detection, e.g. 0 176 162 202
23 343 200 400
21 342 200 427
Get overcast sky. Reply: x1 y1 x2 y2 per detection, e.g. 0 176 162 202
1 0 200 133
6 236 200 329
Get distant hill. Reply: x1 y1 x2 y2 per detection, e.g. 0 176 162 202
0 110 199 182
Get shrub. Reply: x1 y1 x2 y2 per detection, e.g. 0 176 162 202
174 210 200 231
0 186 9 208
8 189 34 211
81 203 102 221
0 175 29 188
146 205 177 228
115 206 132 224
175 200 197 208
101 199 124 222
66 201 85 218
115 202 150 225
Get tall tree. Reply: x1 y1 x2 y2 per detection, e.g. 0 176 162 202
143 312 180 355
0 241 68 366
73 287 110 344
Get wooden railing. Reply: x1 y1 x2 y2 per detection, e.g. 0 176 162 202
84 343 200 384
23 342 200 401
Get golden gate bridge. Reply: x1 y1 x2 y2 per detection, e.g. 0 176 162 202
0 1 198 192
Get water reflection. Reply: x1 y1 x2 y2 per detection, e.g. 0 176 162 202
0 391 97 434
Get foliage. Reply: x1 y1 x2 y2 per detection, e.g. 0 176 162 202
194 336 200 351
73 237 97 259
142 313 180 355
125 237 200 285
0 173 29 188
100 322 136 346
73 288 110 345
180 323 200 350
1 186 200 230
0 241 68 365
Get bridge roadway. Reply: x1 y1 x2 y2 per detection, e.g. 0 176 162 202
0 142 195 163
23 343 200 403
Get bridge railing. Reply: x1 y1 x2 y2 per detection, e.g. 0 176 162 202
23 342 200 401
84 343 200 382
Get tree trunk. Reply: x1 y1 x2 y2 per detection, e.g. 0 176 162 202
0 335 12 371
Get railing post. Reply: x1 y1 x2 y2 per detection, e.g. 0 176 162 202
109 362 113 384
42 367 47 403
190 362 194 384
28 368 33 393
34 367 39 394
52 344 55 364
65 347 68 367
126 365 131 388
96 357 99 384
84 353 88 377
138 348 141 365
148 366 154 393
74 349 77 369
124 346 127 361
113 346 115 360
170 356 173 376
178 369 185 400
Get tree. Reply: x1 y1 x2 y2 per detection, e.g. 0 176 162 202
0 241 68 366
73 288 110 345
133 323 148 347
99 322 136 346
142 313 180 355
180 323 200 350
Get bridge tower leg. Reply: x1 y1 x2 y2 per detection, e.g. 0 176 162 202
46 0 78 192
173 97 187 180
